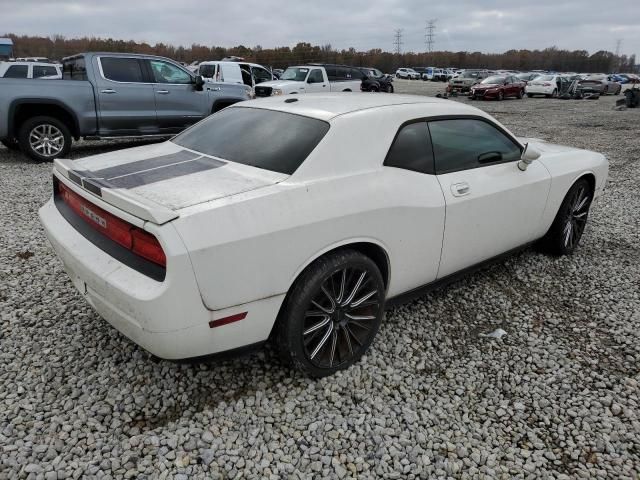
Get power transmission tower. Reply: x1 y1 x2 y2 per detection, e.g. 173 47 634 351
615 39 622 57
393 29 403 55
425 19 437 53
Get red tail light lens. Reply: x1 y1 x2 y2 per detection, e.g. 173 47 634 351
58 182 166 267
131 229 166 267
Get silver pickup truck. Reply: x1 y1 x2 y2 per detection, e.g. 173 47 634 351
0 52 250 161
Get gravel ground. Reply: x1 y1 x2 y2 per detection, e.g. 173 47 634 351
1 83 639 479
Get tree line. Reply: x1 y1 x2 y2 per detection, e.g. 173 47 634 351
4 33 637 74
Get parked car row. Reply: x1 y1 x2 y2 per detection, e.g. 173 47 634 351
396 67 454 81
446 68 630 100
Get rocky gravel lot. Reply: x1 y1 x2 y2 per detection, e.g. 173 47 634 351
1 83 639 479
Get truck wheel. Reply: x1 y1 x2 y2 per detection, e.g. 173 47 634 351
18 116 71 162
1 138 20 151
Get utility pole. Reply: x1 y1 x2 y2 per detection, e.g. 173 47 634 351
614 39 622 72
393 29 403 55
425 19 437 54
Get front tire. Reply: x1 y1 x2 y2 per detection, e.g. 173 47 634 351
539 178 593 256
385 84 394 93
276 250 385 377
18 116 71 162
497 91 504 101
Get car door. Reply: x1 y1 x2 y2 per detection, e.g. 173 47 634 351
306 69 327 92
146 58 209 133
94 56 158 135
382 121 446 291
429 118 551 278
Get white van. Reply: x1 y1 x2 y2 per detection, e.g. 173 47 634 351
196 61 274 95
0 61 62 79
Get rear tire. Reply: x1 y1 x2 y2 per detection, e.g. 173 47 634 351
276 250 385 377
18 116 72 162
539 178 593 256
527 93 534 98
517 89 524 99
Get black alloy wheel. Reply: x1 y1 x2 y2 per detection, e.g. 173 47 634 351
540 178 593 255
276 250 385 377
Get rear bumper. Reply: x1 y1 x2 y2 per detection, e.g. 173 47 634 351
525 85 555 95
39 197 282 360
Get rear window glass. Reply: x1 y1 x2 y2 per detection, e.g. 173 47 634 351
172 108 330 175
3 65 28 78
384 122 434 174
63 57 87 80
33 65 58 78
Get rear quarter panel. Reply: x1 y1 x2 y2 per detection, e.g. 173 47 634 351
173 110 448 312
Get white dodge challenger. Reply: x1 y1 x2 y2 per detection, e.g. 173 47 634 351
39 94 608 377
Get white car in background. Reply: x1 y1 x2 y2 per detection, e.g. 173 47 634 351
525 74 563 97
39 94 607 377
196 60 274 94
253 65 364 97
0 61 62 79
396 68 420 80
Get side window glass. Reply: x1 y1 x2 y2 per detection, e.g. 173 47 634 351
33 65 58 78
101 57 145 83
429 119 522 174
308 69 324 83
4 65 28 78
149 60 192 84
252 67 272 84
384 122 434 175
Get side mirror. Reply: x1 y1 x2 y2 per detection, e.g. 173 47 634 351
518 143 541 171
194 75 205 90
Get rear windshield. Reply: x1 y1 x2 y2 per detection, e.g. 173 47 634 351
172 107 330 175
536 75 554 81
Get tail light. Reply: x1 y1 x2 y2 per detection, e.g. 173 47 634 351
58 182 166 267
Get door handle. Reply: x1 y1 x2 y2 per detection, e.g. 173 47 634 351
451 182 470 197
100 89 116 94
156 90 170 94
207 86 221 91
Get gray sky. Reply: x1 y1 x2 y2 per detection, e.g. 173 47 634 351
4 0 639 57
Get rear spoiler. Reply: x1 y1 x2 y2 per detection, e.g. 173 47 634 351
53 159 179 225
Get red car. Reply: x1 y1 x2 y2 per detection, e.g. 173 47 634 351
469 75 526 100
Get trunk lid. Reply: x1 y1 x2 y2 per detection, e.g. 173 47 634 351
54 141 287 224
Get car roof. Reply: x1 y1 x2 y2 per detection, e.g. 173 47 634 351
234 93 483 122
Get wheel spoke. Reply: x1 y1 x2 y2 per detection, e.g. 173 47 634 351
342 326 354 356
335 269 347 304
311 300 332 315
328 330 338 367
350 289 377 308
320 285 336 312
342 271 367 306
303 315 330 336
310 323 333 360
345 324 363 346
346 313 376 321
564 221 573 247
574 194 589 213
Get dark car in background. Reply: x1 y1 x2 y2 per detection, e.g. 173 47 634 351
469 75 526 100
360 67 394 93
